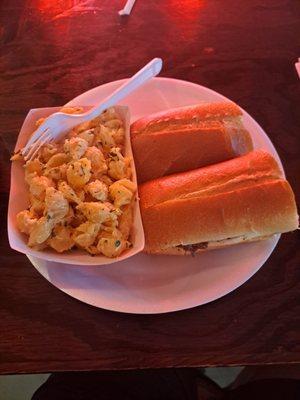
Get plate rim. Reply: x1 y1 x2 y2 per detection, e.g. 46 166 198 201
28 236 280 314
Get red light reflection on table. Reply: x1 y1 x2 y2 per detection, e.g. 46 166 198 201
33 0 101 24
32 0 83 43
167 0 205 38
35 0 77 15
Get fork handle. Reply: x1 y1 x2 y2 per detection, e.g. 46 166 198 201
80 58 163 121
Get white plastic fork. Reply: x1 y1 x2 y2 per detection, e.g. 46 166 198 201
22 58 163 161
119 0 137 15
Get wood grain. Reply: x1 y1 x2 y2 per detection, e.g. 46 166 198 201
0 0 300 374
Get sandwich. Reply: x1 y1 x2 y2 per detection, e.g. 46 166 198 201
131 102 253 183
139 150 298 255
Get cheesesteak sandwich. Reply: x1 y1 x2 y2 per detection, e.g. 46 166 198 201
139 150 298 255
131 102 253 183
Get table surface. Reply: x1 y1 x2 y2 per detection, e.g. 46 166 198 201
1 0 300 374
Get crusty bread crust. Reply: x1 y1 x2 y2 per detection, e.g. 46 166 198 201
140 150 282 208
131 102 243 137
131 102 253 183
139 151 298 253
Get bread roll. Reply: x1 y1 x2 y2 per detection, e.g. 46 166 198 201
131 102 253 183
139 150 298 255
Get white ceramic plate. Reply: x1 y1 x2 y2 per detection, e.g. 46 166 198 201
27 77 283 314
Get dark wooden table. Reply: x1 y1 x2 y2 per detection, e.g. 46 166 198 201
0 0 299 375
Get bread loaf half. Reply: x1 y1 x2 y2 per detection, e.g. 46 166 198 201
131 102 253 183
139 150 298 255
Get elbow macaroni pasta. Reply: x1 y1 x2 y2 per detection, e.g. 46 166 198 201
12 107 136 257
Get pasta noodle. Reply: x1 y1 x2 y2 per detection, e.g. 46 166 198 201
12 107 135 257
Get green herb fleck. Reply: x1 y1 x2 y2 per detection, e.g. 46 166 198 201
115 240 121 247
